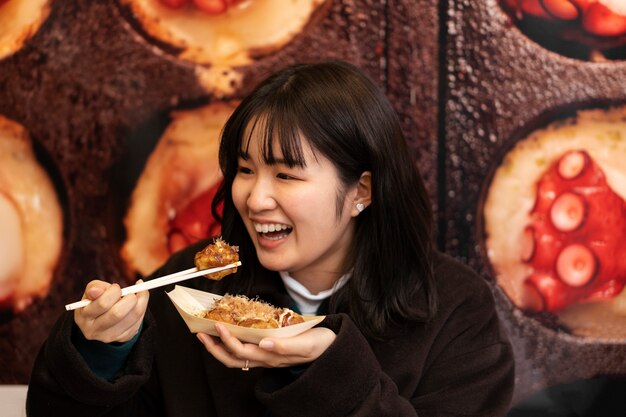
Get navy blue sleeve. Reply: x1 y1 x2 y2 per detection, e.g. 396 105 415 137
71 323 142 381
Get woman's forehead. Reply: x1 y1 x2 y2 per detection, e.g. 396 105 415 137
240 115 318 165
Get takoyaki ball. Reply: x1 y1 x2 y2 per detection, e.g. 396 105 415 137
194 237 239 280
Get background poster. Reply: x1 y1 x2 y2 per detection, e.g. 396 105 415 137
1 0 626 412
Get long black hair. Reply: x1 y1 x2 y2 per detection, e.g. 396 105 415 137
212 60 436 339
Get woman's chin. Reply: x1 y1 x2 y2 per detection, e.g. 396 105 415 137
255 247 294 273
257 255 289 272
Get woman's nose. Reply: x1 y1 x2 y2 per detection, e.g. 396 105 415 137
246 179 276 212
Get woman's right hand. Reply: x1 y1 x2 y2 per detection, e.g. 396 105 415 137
73 280 149 343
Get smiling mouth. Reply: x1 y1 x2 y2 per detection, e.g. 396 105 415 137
253 222 292 240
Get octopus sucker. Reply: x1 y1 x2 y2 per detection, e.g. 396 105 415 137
0 115 63 313
549 191 586 232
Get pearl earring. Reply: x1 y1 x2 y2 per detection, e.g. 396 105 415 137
356 203 365 213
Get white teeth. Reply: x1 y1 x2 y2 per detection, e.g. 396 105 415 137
254 223 290 233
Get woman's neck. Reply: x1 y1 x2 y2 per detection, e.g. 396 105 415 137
288 269 343 295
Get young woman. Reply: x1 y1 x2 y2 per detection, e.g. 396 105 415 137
27 60 514 416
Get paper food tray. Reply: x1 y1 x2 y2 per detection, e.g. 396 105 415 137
167 285 325 344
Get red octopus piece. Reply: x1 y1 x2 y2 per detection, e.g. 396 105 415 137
159 0 189 8
503 0 551 18
525 271 570 311
192 0 227 14
583 2 626 37
570 0 594 12
541 0 596 19
158 0 244 14
540 0 580 20
167 179 223 254
522 149 626 311
504 0 626 38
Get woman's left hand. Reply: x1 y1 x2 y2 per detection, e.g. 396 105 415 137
196 323 336 370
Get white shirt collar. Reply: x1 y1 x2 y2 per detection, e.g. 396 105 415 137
279 271 350 316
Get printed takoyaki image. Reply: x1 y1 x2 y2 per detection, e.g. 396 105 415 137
121 103 235 277
0 115 63 314
119 0 330 66
483 105 626 339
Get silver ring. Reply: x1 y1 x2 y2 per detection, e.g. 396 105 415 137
242 360 249 371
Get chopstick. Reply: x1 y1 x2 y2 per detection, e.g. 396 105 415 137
64 261 241 311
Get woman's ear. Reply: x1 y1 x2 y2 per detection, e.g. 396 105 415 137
352 171 372 216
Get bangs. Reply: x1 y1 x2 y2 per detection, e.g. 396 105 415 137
238 107 312 168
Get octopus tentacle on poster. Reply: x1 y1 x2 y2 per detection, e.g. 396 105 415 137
483 106 626 340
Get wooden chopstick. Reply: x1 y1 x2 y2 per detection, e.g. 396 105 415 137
64 262 241 311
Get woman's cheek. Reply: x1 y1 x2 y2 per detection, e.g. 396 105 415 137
231 177 247 214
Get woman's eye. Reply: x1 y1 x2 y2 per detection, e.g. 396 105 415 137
276 173 296 180
237 166 253 175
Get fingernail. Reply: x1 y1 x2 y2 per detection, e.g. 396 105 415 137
214 323 223 335
197 333 206 344
259 340 274 350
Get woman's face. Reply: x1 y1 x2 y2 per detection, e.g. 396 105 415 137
232 129 359 290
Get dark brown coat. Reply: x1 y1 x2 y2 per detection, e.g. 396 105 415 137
27 248 514 417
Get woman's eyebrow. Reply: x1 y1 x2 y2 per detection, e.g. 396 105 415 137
270 158 308 168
